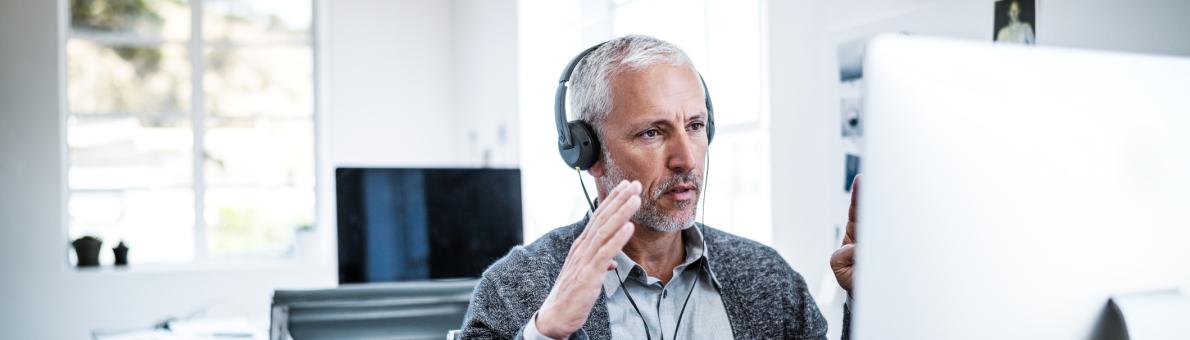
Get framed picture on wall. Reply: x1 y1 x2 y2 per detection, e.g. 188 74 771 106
994 0 1036 45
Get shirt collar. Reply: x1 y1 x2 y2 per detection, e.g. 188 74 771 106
600 223 722 298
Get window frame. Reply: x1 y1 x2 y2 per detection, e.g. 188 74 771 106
58 0 324 271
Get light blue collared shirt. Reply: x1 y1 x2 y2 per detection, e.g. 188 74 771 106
523 225 734 339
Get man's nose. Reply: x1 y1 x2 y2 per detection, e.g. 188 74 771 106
666 130 698 173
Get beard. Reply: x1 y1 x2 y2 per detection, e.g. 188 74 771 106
596 151 702 232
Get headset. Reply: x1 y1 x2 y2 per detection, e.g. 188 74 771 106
555 41 716 171
555 40 716 340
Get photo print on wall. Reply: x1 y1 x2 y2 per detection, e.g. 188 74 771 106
994 0 1036 45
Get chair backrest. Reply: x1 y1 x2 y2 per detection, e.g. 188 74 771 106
270 280 478 340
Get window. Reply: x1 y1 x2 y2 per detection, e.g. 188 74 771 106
66 0 315 264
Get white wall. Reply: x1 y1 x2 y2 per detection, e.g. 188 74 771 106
328 0 519 169
767 0 1190 337
0 0 518 338
327 0 460 167
454 0 521 168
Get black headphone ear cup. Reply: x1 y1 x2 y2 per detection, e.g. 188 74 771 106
699 73 715 145
706 119 715 144
558 121 602 170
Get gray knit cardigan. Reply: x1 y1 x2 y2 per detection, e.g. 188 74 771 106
460 218 830 339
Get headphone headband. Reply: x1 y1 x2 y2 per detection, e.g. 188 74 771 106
555 43 606 148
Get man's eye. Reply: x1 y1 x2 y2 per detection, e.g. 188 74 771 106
641 129 660 138
689 122 705 131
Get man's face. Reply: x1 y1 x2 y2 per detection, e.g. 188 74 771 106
592 63 709 232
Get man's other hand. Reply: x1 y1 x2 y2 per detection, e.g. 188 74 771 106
831 174 860 295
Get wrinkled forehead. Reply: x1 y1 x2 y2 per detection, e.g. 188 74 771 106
606 65 706 122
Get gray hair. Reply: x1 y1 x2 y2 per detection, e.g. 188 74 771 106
569 35 701 138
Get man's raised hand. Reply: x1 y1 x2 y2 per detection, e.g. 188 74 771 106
535 180 642 338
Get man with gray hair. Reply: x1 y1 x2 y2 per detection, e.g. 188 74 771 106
461 35 853 339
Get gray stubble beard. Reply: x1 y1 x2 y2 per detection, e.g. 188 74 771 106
596 151 701 232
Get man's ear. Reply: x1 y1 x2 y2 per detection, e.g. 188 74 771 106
587 158 605 179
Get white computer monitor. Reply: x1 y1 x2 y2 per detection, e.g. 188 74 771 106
853 34 1190 339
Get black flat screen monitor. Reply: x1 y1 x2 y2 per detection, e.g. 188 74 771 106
335 167 523 284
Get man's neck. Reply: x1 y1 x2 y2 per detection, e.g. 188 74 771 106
622 225 685 285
